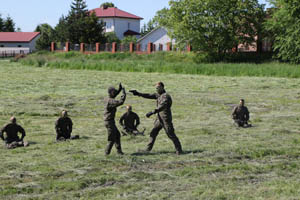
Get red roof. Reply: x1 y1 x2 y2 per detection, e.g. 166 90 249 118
0 32 40 43
90 7 143 20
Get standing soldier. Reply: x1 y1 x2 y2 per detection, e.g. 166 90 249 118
130 82 183 155
0 116 28 149
104 83 126 155
119 105 145 136
232 99 251 127
55 110 79 141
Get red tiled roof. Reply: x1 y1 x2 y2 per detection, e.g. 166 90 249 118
90 7 143 20
0 32 40 43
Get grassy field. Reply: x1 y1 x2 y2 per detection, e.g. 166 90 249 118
17 51 300 78
1 60 300 199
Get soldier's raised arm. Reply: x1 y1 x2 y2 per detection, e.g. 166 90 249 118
109 88 126 108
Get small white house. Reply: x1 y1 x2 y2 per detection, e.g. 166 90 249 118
137 27 175 51
0 32 40 52
90 6 143 40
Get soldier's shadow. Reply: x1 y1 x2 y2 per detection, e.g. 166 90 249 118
131 149 204 156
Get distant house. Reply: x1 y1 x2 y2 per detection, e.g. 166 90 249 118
137 27 175 51
0 32 40 53
90 6 143 40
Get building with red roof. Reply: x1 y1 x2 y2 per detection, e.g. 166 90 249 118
0 32 40 52
90 6 143 40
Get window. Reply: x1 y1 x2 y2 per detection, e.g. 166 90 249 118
128 23 130 29
18 45 22 47
0 45 4 47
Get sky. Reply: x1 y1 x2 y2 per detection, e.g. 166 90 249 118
0 0 270 32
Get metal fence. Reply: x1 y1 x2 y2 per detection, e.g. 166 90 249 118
0 48 30 58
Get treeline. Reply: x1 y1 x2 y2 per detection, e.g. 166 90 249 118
0 14 17 32
35 0 136 50
153 0 300 63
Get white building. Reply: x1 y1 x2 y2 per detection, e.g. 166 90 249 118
137 27 175 51
90 6 143 40
0 32 40 53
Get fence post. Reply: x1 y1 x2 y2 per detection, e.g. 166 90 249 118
136 44 141 52
187 44 192 52
80 43 85 53
147 43 153 54
65 42 70 52
130 42 134 53
51 42 55 52
112 42 116 53
96 43 100 53
167 42 172 51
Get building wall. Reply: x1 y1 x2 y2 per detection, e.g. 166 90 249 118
0 35 40 51
138 27 175 51
100 17 140 40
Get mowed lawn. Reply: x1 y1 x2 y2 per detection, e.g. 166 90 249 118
1 60 300 199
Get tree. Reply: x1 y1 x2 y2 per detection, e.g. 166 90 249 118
265 0 300 63
0 14 4 31
55 0 106 44
121 36 137 45
104 32 120 43
3 16 16 32
141 19 158 36
100 2 115 8
156 0 264 58
35 24 55 50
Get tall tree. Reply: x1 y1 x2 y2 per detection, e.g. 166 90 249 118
156 0 264 58
265 0 300 63
3 16 15 32
141 19 158 36
35 24 55 50
0 14 4 31
55 0 105 44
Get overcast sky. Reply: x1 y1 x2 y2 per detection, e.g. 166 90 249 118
0 0 270 32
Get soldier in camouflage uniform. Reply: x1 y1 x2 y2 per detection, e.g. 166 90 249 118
130 82 183 155
55 110 79 141
232 99 251 127
119 105 145 136
104 83 126 155
0 117 28 149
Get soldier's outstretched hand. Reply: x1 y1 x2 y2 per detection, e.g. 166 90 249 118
129 90 139 96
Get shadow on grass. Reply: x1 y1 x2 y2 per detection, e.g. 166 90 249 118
131 149 204 156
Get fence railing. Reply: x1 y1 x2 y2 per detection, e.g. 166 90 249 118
50 42 192 54
0 48 31 58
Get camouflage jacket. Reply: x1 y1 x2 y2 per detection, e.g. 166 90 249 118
104 93 126 122
0 123 26 143
232 105 249 121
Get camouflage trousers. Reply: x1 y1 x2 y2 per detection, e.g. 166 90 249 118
104 121 123 155
56 132 79 141
234 119 249 127
146 118 182 153
121 127 145 136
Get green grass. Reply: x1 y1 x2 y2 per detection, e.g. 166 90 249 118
1 60 300 199
17 51 300 78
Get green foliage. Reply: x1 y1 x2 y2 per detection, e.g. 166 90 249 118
121 36 137 45
100 2 115 8
105 32 120 43
0 14 16 32
16 51 300 78
35 24 55 50
140 19 158 37
265 0 300 63
157 0 265 57
54 0 105 44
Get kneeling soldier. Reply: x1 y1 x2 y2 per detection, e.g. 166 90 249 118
0 117 28 149
232 99 251 127
55 110 79 141
119 105 145 136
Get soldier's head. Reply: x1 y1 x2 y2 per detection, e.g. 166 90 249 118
61 110 68 117
155 82 165 94
240 99 245 106
108 86 118 98
126 105 132 112
10 116 16 124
